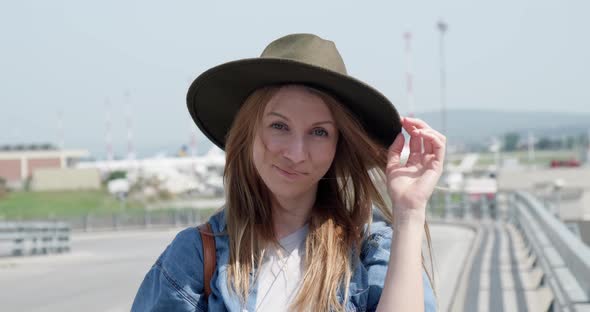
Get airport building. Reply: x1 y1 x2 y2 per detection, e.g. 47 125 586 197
0 144 91 190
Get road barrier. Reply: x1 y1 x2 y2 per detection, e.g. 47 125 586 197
0 222 70 257
512 191 590 311
65 208 206 232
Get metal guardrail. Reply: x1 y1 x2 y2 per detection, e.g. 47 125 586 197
0 222 70 257
511 191 590 311
2 208 209 233
68 208 204 232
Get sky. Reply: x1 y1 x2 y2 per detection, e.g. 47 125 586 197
1 0 589 158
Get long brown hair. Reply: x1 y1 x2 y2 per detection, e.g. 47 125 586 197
223 85 435 311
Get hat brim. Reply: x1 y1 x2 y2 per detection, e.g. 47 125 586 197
187 58 401 150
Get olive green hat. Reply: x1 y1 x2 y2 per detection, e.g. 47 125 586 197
186 33 401 150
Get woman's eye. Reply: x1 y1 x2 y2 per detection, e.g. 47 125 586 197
270 122 286 130
313 128 328 137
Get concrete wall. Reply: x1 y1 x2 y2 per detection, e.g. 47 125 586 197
27 158 60 176
0 159 21 183
31 168 101 191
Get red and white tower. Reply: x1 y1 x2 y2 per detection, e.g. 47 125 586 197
125 90 136 160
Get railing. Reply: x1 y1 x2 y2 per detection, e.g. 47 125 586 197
428 189 590 310
0 222 70 257
511 191 590 311
2 208 210 233
426 190 498 220
64 208 206 232
0 208 213 257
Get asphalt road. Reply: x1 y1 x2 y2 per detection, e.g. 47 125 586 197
428 223 476 312
0 224 474 312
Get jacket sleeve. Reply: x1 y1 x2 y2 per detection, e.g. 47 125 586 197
361 221 438 312
131 227 209 312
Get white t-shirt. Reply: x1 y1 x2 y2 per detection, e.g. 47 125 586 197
254 224 309 312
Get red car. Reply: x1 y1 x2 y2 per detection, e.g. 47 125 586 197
550 159 581 168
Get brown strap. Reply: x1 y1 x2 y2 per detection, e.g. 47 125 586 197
197 222 216 298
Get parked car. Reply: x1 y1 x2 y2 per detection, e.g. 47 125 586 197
550 159 581 168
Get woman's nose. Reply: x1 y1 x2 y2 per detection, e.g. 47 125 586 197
282 136 307 164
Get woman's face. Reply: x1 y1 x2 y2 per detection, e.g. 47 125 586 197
252 85 339 200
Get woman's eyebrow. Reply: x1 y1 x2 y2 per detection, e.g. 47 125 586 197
267 111 289 120
268 111 334 126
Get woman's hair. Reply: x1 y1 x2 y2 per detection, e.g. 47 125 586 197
223 85 435 312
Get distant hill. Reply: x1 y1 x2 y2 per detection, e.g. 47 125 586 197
414 109 590 145
134 109 589 157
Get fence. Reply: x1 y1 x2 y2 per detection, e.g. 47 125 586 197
426 190 498 220
63 208 210 232
0 208 215 257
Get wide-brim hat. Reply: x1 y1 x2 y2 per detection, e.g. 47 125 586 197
187 33 401 150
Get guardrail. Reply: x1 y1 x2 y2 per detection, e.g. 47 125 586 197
1 208 210 233
69 208 204 232
511 191 590 311
0 222 70 257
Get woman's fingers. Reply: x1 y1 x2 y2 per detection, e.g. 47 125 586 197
387 133 405 170
395 117 447 167
401 119 423 156
414 128 446 162
402 117 445 141
402 117 446 155
403 116 430 129
401 117 418 134
423 131 434 154
408 127 423 155
418 129 443 154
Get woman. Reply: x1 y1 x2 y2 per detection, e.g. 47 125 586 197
132 33 444 311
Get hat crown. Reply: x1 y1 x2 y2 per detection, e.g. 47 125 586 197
260 33 348 75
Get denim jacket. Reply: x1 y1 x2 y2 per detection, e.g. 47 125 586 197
131 209 437 311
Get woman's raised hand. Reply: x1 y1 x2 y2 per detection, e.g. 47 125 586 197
386 117 446 224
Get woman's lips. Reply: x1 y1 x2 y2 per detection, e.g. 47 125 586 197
273 165 305 179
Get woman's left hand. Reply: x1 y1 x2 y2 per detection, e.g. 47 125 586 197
386 117 446 223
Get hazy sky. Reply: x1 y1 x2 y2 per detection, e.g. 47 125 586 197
1 0 589 158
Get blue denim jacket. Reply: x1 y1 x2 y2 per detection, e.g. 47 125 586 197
131 209 437 311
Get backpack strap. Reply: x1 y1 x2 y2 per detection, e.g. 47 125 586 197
197 222 216 298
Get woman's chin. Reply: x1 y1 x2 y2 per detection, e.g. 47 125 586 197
268 187 304 200
266 181 317 201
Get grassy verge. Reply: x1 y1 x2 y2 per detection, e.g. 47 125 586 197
0 189 223 221
0 190 147 219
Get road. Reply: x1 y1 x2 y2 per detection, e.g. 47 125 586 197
0 224 474 311
428 223 475 312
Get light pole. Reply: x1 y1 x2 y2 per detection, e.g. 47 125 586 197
437 19 450 218
404 31 415 118
437 19 448 138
